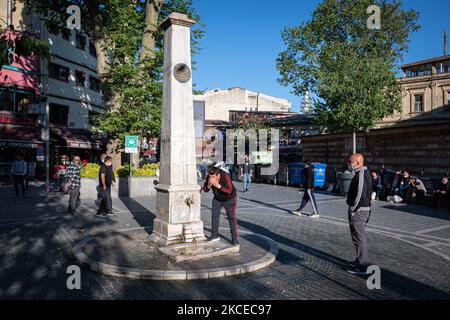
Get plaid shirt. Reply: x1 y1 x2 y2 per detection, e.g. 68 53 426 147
66 163 81 189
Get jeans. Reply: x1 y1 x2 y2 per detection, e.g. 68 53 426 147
99 186 112 213
13 175 25 196
243 173 251 191
68 187 81 213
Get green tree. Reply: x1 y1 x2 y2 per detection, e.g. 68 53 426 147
276 0 420 152
0 31 50 67
25 0 204 156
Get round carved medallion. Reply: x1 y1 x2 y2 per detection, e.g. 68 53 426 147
173 63 191 83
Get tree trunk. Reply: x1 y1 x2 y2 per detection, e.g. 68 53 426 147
140 0 165 61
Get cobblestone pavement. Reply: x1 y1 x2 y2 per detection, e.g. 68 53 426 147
0 180 449 299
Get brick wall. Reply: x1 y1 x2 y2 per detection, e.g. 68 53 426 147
301 123 450 179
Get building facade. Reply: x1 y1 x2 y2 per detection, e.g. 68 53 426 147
302 54 450 180
193 87 291 122
0 1 105 178
380 55 450 127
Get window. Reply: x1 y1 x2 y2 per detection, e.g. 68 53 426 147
436 63 444 74
88 110 100 125
75 32 86 50
413 94 423 112
49 103 69 126
89 41 97 57
49 63 69 82
89 76 101 92
417 64 431 76
75 70 86 87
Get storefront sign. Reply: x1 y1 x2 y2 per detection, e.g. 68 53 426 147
0 140 39 148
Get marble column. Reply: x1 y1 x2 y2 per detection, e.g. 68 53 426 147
151 13 206 246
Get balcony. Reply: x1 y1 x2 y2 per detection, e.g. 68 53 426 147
0 111 39 127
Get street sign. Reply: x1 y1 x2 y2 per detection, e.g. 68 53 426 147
37 148 45 161
125 135 139 153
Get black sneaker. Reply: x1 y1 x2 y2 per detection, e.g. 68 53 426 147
206 236 220 243
96 211 107 217
345 266 370 276
231 240 239 246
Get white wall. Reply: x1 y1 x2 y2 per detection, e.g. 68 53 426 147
194 87 291 121
44 29 105 130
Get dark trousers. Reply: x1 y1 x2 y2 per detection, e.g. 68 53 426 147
299 188 319 214
348 208 371 268
433 192 450 210
13 175 25 196
406 187 425 202
68 187 81 213
211 196 238 242
99 186 112 213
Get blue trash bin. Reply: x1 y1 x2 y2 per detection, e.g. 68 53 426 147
312 163 327 188
288 162 305 186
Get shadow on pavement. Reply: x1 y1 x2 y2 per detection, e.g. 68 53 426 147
237 218 450 299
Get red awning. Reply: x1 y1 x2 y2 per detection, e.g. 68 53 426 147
0 124 44 148
51 127 104 150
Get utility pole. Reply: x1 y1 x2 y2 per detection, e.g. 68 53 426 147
444 30 447 56
6 0 13 30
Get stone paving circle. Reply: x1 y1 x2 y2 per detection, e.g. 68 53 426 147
72 227 278 280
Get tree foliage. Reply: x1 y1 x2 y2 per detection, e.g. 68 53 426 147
276 0 420 133
25 0 204 146
0 31 50 68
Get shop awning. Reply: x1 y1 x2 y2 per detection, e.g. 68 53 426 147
0 125 44 148
50 127 105 150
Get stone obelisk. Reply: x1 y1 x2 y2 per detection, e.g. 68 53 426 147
151 13 206 246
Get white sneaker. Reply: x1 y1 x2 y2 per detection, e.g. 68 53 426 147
207 237 220 243
291 209 302 216
309 213 320 218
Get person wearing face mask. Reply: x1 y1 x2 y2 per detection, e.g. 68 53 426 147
97 156 116 217
66 156 82 215
345 153 373 275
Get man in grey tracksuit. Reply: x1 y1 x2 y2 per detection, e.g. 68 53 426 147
346 153 373 275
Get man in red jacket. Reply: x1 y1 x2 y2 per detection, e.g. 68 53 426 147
202 166 239 246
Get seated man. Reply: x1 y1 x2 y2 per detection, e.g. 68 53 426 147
391 170 403 196
400 171 412 199
433 176 449 210
405 177 427 202
370 170 382 200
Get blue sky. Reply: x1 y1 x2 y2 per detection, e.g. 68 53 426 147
192 0 450 112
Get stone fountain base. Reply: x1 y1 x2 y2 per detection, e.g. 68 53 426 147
72 227 278 280
158 239 240 262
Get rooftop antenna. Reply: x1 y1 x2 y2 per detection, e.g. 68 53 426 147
445 30 447 56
